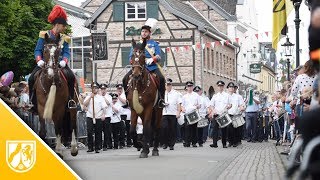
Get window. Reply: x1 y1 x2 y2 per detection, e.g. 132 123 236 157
216 52 219 73
125 2 146 21
207 47 210 70
211 49 214 71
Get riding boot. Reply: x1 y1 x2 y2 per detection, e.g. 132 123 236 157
122 70 132 98
28 66 41 113
153 68 166 108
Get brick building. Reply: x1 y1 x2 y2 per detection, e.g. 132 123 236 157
81 0 239 93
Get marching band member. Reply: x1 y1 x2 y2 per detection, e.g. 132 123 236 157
227 82 245 147
209 81 231 148
83 82 107 153
161 78 182 150
193 85 209 147
110 93 124 149
181 81 200 147
100 83 113 150
115 84 131 147
234 84 246 145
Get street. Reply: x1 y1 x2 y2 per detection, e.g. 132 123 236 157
64 141 285 180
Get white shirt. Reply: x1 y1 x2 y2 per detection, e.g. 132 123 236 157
271 100 283 119
228 93 244 115
291 74 316 99
182 92 200 114
111 102 123 123
198 94 209 117
210 91 230 115
84 94 107 119
163 89 182 116
102 93 112 117
116 92 131 120
19 93 29 116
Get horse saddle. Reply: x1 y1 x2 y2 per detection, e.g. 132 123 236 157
149 72 160 89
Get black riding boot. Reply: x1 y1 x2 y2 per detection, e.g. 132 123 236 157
153 68 166 108
122 70 132 98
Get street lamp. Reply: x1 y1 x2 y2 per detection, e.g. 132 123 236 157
281 37 295 81
291 0 302 67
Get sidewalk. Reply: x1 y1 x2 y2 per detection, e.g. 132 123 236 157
217 140 285 180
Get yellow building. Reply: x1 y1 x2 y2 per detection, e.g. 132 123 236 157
258 64 276 94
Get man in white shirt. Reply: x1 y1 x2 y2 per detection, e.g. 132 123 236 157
100 83 113 150
194 85 209 147
115 84 132 147
161 78 182 150
209 81 231 148
83 82 107 153
227 82 245 147
245 89 261 143
110 93 124 149
182 81 200 147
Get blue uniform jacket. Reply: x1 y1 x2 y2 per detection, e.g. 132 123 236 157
128 39 161 71
34 30 70 63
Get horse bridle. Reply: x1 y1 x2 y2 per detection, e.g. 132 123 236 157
131 49 145 74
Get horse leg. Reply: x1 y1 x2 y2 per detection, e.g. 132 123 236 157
39 117 47 143
129 111 140 150
69 109 78 156
140 111 152 158
152 109 162 156
55 134 63 159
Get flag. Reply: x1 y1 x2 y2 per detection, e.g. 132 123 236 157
272 0 293 50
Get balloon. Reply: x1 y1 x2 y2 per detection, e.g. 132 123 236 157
0 71 14 86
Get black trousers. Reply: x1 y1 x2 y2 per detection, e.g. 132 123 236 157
235 125 243 144
197 127 204 145
111 122 121 148
86 117 102 150
185 118 198 145
161 115 177 147
119 115 126 146
102 117 112 148
212 115 227 146
124 120 132 145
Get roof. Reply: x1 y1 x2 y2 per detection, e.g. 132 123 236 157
203 0 237 20
54 0 92 19
84 0 113 27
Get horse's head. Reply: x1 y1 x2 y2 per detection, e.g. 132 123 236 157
130 39 146 79
43 33 61 78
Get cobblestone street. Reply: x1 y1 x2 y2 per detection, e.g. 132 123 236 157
64 140 285 180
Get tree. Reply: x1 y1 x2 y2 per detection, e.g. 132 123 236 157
0 0 53 82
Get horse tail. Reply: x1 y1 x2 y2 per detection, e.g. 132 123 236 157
43 84 56 120
133 89 143 114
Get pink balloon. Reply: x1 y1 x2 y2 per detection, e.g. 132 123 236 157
0 71 14 86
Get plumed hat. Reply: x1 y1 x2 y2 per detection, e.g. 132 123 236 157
48 5 68 25
141 18 158 33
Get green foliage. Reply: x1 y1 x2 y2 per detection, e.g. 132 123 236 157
0 0 53 81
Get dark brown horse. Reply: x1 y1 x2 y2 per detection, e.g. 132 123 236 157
126 39 163 158
34 34 78 158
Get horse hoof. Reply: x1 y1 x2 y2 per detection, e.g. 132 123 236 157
139 152 148 158
152 150 159 156
57 153 63 159
71 150 78 156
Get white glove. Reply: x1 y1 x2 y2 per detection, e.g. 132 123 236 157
59 60 66 68
146 58 154 65
37 60 45 67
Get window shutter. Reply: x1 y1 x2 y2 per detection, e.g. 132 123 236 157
122 47 131 67
113 1 124 22
146 1 159 19
159 47 167 67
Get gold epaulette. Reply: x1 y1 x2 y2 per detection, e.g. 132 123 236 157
61 34 71 44
39 31 48 38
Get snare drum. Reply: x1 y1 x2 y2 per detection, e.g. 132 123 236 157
197 118 209 128
215 112 232 128
231 114 245 128
177 113 185 125
185 110 201 125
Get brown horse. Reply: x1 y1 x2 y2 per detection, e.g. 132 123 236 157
126 39 163 158
34 34 78 158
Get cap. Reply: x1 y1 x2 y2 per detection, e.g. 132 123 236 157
193 85 202 92
227 82 235 88
166 78 173 84
186 81 194 86
48 5 68 25
217 80 225 86
91 82 100 88
111 93 119 99
100 83 108 89
116 84 123 89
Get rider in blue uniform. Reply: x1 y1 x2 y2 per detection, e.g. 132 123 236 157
123 19 166 107
28 5 75 110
